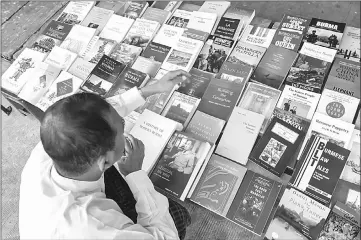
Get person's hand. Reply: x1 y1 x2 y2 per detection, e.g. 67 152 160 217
117 133 145 176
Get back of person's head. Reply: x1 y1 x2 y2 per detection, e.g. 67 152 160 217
40 93 116 177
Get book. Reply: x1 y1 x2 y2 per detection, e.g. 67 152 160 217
226 171 282 236
32 20 73 53
80 6 114 35
161 91 200 128
190 154 247 216
109 43 142 66
182 28 210 43
166 9 193 28
131 56 161 78
152 24 185 48
99 15 134 43
1 48 46 94
122 18 160 50
303 18 346 50
276 85 321 120
252 45 298 89
67 57 96 80
177 68 213 98
291 135 350 205
60 24 96 55
239 25 276 49
122 1 149 20
130 109 183 173
249 118 305 177
355 111 360 130
264 187 330 240
250 16 273 28
271 29 303 52
216 107 264 165
227 40 266 67
18 62 61 105
336 26 360 62
187 11 217 34
299 42 337 62
325 58 360 98
81 55 126 96
316 89 359 123
185 110 225 144
36 71 84 111
141 41 172 63
123 111 140 133
56 1 95 25
81 36 116 64
278 14 310 34
340 129 360 186
193 35 234 73
149 131 212 201
198 1 230 22
177 2 202 12
217 61 253 86
44 45 78 71
344 189 361 213
151 1 181 12
141 7 171 25
238 82 281 134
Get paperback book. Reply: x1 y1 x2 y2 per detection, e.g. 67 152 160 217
131 56 161 78
152 24 185 48
109 43 142 66
177 68 213 98
99 15 134 43
279 14 310 34
80 6 114 35
198 1 230 22
250 16 273 28
336 26 360 62
271 29 303 52
81 36 116 64
166 9 193 28
60 24 96 55
340 129 360 186
187 11 217 34
68 57 96 80
151 1 181 12
122 1 149 20
141 41 172 63
56 1 95 25
239 25 276 49
141 7 171 25
217 61 253 87
227 40 266 67
299 42 337 62
43 46 77 71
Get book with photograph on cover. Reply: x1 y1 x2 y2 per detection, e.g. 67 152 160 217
81 36 116 64
177 68 213 99
227 40 266 68
122 1 149 20
340 129 360 186
80 6 114 35
166 9 193 28
109 43 142 66
141 41 172 63
336 26 360 62
56 1 95 25
217 61 253 88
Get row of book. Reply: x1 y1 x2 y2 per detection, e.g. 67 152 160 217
1 1 360 239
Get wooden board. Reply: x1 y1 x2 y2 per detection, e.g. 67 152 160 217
1 1 29 24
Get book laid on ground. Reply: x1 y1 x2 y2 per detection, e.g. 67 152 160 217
271 29 303 52
303 18 346 50
249 117 305 177
226 170 282 236
340 129 360 186
151 1 182 12
238 82 281 134
217 61 253 86
141 7 171 25
56 1 95 25
264 187 330 240
36 71 84 111
324 58 360 98
198 1 230 22
177 68 213 98
299 41 338 62
149 131 212 201
81 36 116 64
239 25 276 49
141 41 172 63
278 14 310 34
80 6 114 35
152 24 185 48
32 20 73 53
336 26 360 62
1 48 46 94
130 109 183 173
290 135 350 205
122 1 149 20
355 111 360 130
227 40 266 68
166 9 193 28
131 56 161 78
60 25 96 55
43 46 77 71
190 154 247 216
250 16 274 28
343 189 361 214
99 15 135 43
109 43 142 66
316 89 359 123
216 107 264 165
252 45 298 89
183 27 210 43
81 55 126 96
68 57 96 81
18 62 61 105
187 11 217 34
276 85 321 120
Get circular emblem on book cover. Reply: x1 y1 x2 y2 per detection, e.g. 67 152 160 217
326 102 345 118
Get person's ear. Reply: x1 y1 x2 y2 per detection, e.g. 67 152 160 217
97 156 107 172
103 151 116 171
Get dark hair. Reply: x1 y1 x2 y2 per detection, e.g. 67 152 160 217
40 93 117 176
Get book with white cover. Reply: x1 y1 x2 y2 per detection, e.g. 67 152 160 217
216 107 264 165
130 109 183 173
152 24 185 48
60 25 96 55
123 18 160 50
198 1 230 21
99 15 134 43
68 57 96 80
141 7 171 25
340 129 360 185
81 36 116 63
166 9 193 28
80 6 114 35
187 11 217 34
316 89 359 123
18 62 61 105
36 71 84 111
239 25 276 48
337 26 360 62
123 111 141 133
56 1 95 25
44 46 77 71
1 48 46 94
299 42 337 63
276 85 321 120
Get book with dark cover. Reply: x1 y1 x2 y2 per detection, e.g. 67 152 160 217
279 14 310 34
249 118 305 177
271 29 303 52
190 154 247 216
290 135 350 206
252 45 298 89
142 41 172 63
122 1 148 19
177 68 213 98
182 28 210 43
81 55 126 96
226 171 282 236
217 61 253 87
213 17 241 40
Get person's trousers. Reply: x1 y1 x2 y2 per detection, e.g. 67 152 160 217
104 166 191 240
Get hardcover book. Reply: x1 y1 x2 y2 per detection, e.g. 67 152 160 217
166 9 193 28
141 7 171 25
131 56 162 78
227 40 266 68
149 131 212 201
217 61 253 88
152 24 185 48
187 11 217 34
99 15 134 43
177 68 213 98
68 57 96 81
226 171 282 236
336 26 360 62
239 25 276 49
279 14 310 34
81 36 116 64
122 1 149 20
56 1 95 25
141 41 172 63
80 6 114 35
60 24 96 55
271 29 303 52
123 18 160 50
340 129 360 186
109 43 142 66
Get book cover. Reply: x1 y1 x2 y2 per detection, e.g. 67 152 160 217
250 16 273 28
252 45 298 89
130 109 183 173
141 41 172 63
217 61 253 87
152 24 185 48
238 82 281 134
1 48 46 94
151 1 181 12
109 43 142 66
68 57 96 81
198 1 230 21
81 36 116 64
185 110 225 144
80 6 114 35
239 25 276 48
44 46 77 71
177 68 213 98
123 18 160 50
325 58 360 98
190 154 247 216
56 1 95 25
336 26 360 62
340 129 360 186
291 135 350 205
227 40 266 67
303 18 346 50
81 55 126 96
161 91 200 128
149 131 211 201
316 89 359 123
123 111 140 133
249 118 305 177
141 7 171 25
271 29 303 52
264 187 330 240
187 11 217 34
216 107 264 165
60 24 96 55
99 15 134 43
166 9 193 28
279 14 310 34
344 189 361 213
131 56 161 78
299 42 337 62
226 171 282 236
122 1 149 20
355 111 360 130
182 28 210 43
277 85 321 120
